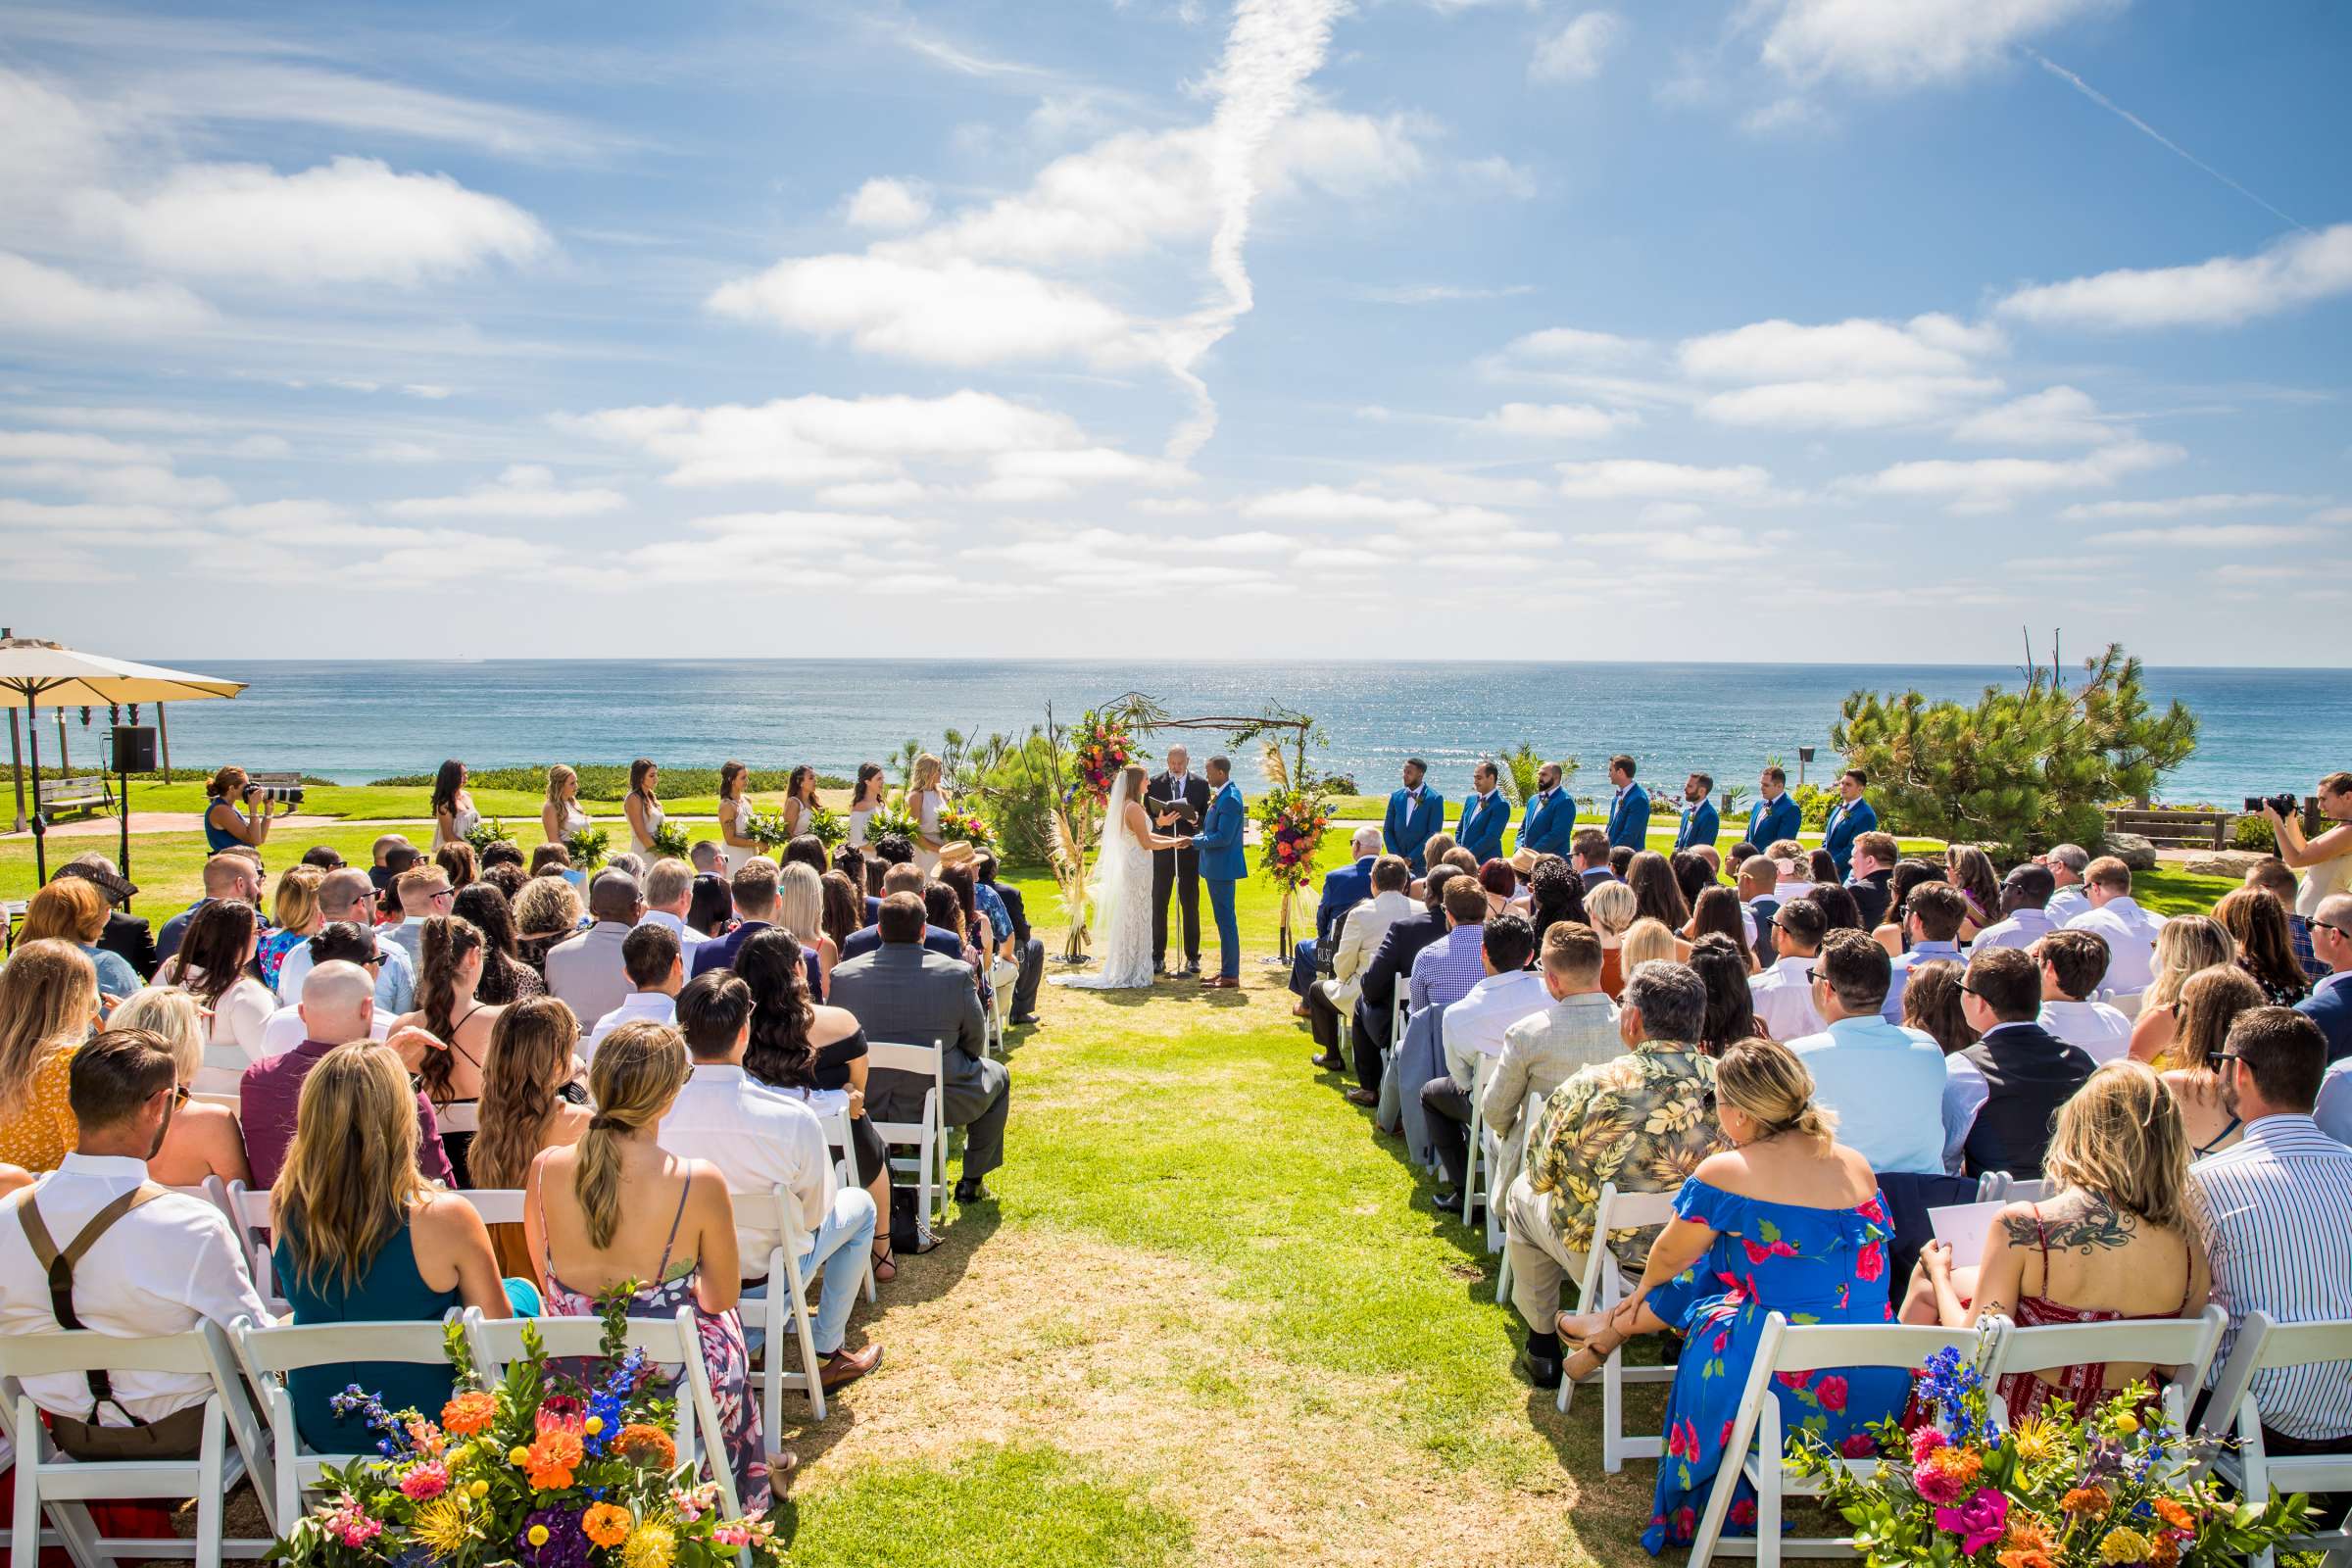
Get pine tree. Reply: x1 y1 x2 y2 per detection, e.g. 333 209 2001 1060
1829 641 2196 855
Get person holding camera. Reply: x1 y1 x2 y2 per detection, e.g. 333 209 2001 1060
204 765 289 855
2265 771 2352 920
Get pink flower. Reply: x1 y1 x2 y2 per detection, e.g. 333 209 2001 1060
1909 1426 1948 1464
1816 1374 1848 1412
1912 1459 1969 1505
397 1461 449 1500
1776 1368 1814 1392
1933 1487 2009 1553
1729 1498 1756 1527
713 1525 752 1547
1854 1242 1886 1282
1840 1431 1880 1458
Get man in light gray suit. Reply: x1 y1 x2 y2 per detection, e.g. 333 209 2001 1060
545 870 643 1029
828 892 1009 1203
1483 921 1620 1202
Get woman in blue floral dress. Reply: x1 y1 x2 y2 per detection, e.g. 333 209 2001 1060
1552 1039 1911 1555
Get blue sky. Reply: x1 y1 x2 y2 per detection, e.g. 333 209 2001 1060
3 0 2349 664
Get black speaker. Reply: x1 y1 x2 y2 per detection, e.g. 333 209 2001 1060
112 725 157 773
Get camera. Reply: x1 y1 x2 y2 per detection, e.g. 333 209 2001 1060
2243 792 2298 816
244 784 306 806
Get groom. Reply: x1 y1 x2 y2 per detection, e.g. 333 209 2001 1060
1194 755 1247 989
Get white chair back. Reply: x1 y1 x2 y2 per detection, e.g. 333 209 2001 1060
1493 1088 1546 1306
1980 1302 2228 1432
868 1038 948 1233
809 1103 877 1306
449 1188 526 1226
231 1315 462 1533
2197 1312 2352 1564
1461 1048 1495 1228
223 1179 288 1313
748 1184 830 1437
1557 1182 1682 1472
2104 989 2146 1019
434 1100 480 1134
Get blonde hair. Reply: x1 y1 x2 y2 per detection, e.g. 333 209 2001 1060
1585 880 1638 940
1622 916 1679 971
2147 914 2235 1009
2171 964 2266 1074
1714 1036 1837 1142
23 878 108 945
911 753 943 794
2043 1060 2190 1234
575 1021 689 1250
0 940 96 1114
775 862 823 946
108 987 207 1084
546 764 577 808
513 876 582 940
271 864 326 935
272 1043 431 1294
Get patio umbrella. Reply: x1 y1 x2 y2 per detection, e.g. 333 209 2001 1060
0 634 246 884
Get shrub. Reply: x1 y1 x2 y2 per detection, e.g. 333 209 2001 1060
2232 812 2278 852
370 764 851 797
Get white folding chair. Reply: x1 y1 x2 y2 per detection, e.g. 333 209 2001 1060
1688 1316 1986 1566
2198 1312 2352 1567
1557 1183 1682 1475
810 1104 878 1305
868 1038 948 1233
1493 1088 1544 1306
232 1314 465 1534
988 958 1017 1056
0 1321 274 1565
2104 989 2147 1019
747 1184 832 1435
1387 991 1405 1075
1988 1174 2051 1204
434 1101 480 1135
448 1188 526 1227
1980 1302 2228 1435
467 1306 741 1520
223 1179 288 1315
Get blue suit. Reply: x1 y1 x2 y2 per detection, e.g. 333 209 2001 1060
1383 787 1445 873
1745 791 1801 850
1293 856 1374 999
1820 796 1878 877
1455 791 1509 865
1519 788 1575 858
1675 799 1720 852
1605 782 1651 852
1196 779 1247 979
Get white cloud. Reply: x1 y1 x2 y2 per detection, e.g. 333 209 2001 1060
2059 491 2325 519
1951 385 2115 446
364 440 442 464
1505 326 1648 363
1458 155 1538 199
0 460 232 507
1354 282 1535 305
1740 96 1831 135
1555 459 1777 502
1569 523 1792 563
2086 523 2318 549
0 429 161 465
382 464 624 519
1994 222 2352 330
816 478 930 508
0 498 178 530
1530 11 1623 83
74 157 548 287
1677 314 2002 381
1475 403 1637 440
403 384 454 401
210 499 350 528
1700 375 2001 429
1241 485 1439 523
844 177 933 231
988 447 1192 488
571 390 1089 488
1840 438 2180 513
1755 0 2122 89
0 250 215 335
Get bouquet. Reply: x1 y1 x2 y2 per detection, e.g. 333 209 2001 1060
1788 1339 2310 1567
269 1304 783 1568
741 809 795 854
563 826 611 871
804 804 846 850
1070 710 1136 803
463 819 511 857
936 805 996 852
865 801 922 846
1254 790 1330 893
648 821 693 860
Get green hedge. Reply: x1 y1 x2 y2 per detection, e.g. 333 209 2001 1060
368 764 854 798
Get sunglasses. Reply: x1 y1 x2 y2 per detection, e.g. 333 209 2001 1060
2314 920 2348 938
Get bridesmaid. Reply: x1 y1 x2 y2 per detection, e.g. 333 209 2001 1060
715 760 760 874
908 754 946 872
846 763 887 851
780 765 819 840
542 764 593 849
431 760 479 852
623 758 665 860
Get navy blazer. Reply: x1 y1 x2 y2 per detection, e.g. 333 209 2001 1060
1456 792 1509 865
1821 797 1878 876
1675 799 1720 852
1519 789 1575 858
1195 781 1248 882
841 923 966 963
2297 970 2352 1064
1316 858 1375 946
1745 792 1801 850
688 920 823 992
1383 788 1446 872
1605 783 1651 851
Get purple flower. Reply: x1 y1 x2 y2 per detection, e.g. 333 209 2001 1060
517 1507 591 1568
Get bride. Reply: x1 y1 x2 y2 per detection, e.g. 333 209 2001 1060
1054 764 1193 991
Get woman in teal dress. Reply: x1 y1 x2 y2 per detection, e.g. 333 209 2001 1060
1552 1038 1910 1555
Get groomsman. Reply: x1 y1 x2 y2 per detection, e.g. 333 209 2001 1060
1383 759 1445 874
1149 745 1213 976
1456 761 1510 865
1518 761 1575 858
1675 772 1720 852
1603 754 1650 852
1746 764 1801 849
1820 767 1878 878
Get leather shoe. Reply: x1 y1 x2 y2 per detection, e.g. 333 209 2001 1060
1521 1352 1564 1391
1309 1051 1345 1070
1291 1002 1313 1019
1009 1013 1041 1027
1429 1188 1461 1212
817 1344 882 1390
1343 1087 1378 1107
1212 976 1241 989
954 1177 992 1203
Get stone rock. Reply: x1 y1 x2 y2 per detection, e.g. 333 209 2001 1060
2183 849 2269 879
2101 832 2159 872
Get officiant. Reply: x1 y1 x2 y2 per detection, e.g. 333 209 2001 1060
1149 745 1212 976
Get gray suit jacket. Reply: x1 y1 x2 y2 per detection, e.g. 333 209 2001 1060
544 920 633 1030
828 942 993 1124
1483 990 1622 1196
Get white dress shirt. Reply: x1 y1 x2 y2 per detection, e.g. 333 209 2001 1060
654 1065 836 1280
587 991 679 1058
2064 896 2167 994
640 908 709 952
1749 954 1826 1041
0 1154 270 1424
1441 969 1553 1091
2037 999 2133 1063
1971 906 2058 952
260 1004 389 1059
2045 885 2091 926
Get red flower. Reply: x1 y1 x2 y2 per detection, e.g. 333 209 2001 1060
1777 1369 1814 1392
1854 1242 1885 1282
1730 1498 1757 1527
1816 1374 1848 1412
1672 1507 1697 1542
1720 1418 1736 1446
1840 1431 1879 1457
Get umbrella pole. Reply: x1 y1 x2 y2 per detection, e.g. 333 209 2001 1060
7 706 22 835
25 696 45 885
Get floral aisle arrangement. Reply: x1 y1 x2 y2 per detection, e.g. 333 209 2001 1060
936 804 996 851
563 826 611 872
648 821 693 860
269 1308 783 1568
1788 1342 2309 1568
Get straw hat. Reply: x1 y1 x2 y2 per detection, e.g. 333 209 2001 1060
935 841 978 870
1508 847 1541 878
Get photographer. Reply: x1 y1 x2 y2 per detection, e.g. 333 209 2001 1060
204 764 290 854
2266 771 2352 919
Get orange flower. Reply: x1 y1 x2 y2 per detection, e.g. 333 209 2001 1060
582 1502 633 1548
1923 1446 1984 1489
1996 1551 2059 1568
441 1392 498 1437
524 1430 584 1491
613 1423 677 1470
2151 1496 2195 1532
1997 1517 2061 1568
2061 1485 2112 1518
2148 1536 2180 1568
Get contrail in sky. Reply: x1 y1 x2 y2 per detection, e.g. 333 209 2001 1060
2023 48 2311 235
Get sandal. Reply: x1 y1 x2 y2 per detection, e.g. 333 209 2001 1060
1558 1324 1629 1386
870 1244 897 1284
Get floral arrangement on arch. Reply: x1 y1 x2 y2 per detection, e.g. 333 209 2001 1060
1788 1339 2310 1568
936 805 997 852
1070 710 1136 804
268 1306 782 1568
563 826 612 872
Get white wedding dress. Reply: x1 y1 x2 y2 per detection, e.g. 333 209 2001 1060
1052 773 1156 991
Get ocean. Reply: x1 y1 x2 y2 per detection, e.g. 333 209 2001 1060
101 659 2348 807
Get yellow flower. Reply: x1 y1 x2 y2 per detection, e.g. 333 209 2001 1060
583 1415 604 1437
622 1520 677 1568
2010 1417 2062 1465
2111 1411 2140 1436
467 1480 489 1499
508 1446 532 1467
526 1524 550 1547
410 1494 477 1560
2097 1527 2151 1563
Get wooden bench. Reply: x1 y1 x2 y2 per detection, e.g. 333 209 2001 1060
2102 806 2228 849
35 775 112 819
